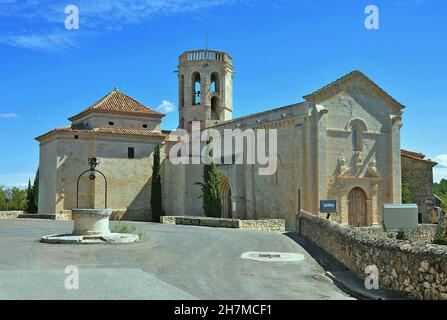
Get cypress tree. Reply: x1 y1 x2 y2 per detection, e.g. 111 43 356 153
150 144 162 222
32 169 39 212
26 180 33 213
195 140 222 217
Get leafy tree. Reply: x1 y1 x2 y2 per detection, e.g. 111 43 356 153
150 145 162 223
434 179 447 204
195 140 222 218
9 188 27 211
4 188 13 210
402 182 413 204
0 187 6 210
0 187 26 211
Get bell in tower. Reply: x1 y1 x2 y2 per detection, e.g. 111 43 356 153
177 50 234 130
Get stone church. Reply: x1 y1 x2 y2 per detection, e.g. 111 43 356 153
36 49 406 230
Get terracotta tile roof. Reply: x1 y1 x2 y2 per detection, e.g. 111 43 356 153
401 149 438 165
401 149 425 159
68 88 165 121
35 127 167 141
303 70 405 109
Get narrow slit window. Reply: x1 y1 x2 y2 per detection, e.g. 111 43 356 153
128 147 135 159
352 127 363 151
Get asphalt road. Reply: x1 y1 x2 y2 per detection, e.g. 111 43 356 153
0 219 353 300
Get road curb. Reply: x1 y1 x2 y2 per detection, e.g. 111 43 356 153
324 271 409 300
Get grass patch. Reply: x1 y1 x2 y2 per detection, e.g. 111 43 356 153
111 223 143 239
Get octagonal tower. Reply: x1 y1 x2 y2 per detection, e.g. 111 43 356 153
178 50 233 130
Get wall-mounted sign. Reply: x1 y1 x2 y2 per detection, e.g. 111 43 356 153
320 200 337 212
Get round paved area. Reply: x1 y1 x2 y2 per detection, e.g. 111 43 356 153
0 219 354 300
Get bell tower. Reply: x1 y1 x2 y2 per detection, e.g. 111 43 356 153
178 50 233 130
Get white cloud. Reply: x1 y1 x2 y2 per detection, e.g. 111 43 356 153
0 113 18 119
0 0 251 51
0 30 82 53
434 167 447 183
0 172 35 189
156 100 175 113
434 154 447 168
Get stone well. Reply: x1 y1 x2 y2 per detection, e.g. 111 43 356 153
72 208 112 235
41 208 139 244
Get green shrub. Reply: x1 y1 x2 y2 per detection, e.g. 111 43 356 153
434 234 447 245
401 182 413 204
396 231 408 240
434 211 447 245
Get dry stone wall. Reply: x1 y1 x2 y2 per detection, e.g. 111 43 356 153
300 210 447 300
0 211 22 219
161 216 285 232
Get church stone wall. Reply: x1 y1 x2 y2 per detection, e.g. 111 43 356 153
38 139 58 213
93 136 160 221
162 148 186 216
55 134 94 212
199 103 308 230
313 80 403 225
38 133 163 221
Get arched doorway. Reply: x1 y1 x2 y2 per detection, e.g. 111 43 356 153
218 173 232 218
348 187 368 227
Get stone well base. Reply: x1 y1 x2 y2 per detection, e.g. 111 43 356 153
41 233 139 244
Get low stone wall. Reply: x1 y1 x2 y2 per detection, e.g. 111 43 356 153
239 219 285 232
175 216 240 228
13 212 72 221
0 211 22 219
299 210 447 300
161 216 285 232
357 224 437 243
160 216 176 224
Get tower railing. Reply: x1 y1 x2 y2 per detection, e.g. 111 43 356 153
180 50 232 63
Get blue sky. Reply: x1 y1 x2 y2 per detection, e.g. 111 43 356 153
0 0 446 187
